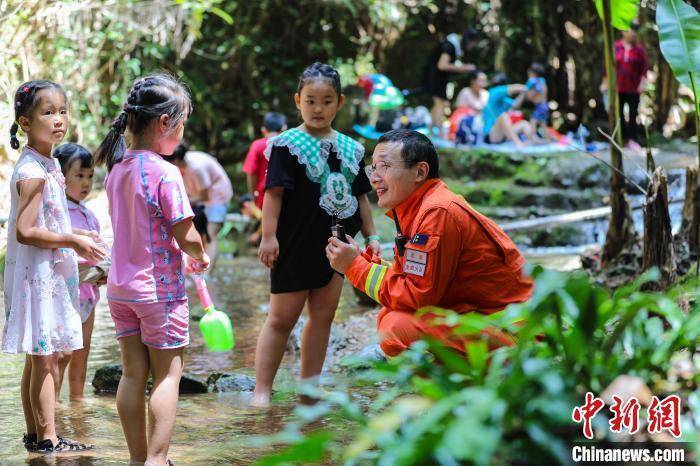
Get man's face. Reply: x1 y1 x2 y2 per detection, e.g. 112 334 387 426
369 142 423 209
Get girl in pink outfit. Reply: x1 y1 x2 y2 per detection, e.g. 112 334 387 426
54 143 104 401
3 80 105 454
95 74 209 466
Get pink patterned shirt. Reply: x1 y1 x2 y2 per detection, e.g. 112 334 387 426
106 149 194 303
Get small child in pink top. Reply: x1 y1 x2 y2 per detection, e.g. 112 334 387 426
54 143 104 401
95 74 209 466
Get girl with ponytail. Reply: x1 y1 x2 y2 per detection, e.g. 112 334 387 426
4 80 105 453
96 74 208 466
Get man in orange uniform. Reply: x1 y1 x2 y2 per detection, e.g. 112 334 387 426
326 129 533 356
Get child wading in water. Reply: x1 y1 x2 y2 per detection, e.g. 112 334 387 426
95 74 209 466
54 143 105 401
526 63 550 142
3 80 105 453
252 63 380 407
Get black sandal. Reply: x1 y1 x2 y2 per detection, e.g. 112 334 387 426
35 436 94 453
23 433 37 452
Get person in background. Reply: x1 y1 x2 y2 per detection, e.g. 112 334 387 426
171 144 233 271
55 143 105 401
616 22 648 150
243 112 287 209
601 21 648 150
242 112 287 246
423 28 478 138
525 63 550 142
455 70 489 114
482 74 533 148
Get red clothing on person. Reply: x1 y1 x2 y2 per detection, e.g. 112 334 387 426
345 179 533 356
242 137 269 208
614 40 648 94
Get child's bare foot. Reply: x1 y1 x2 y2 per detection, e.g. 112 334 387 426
250 391 271 408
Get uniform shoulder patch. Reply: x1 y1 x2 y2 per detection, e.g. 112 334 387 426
411 233 429 245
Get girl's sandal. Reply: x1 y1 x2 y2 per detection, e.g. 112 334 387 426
23 433 38 452
35 436 94 453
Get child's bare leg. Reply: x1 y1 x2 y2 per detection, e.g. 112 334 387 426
21 355 36 435
301 274 343 380
252 290 308 407
206 222 223 272
146 347 183 466
56 351 71 400
30 353 59 443
68 311 95 400
490 114 524 148
116 335 150 463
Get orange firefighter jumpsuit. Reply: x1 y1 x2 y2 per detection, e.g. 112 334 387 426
346 178 533 357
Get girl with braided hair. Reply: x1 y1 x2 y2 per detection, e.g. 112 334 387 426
95 74 208 466
3 80 105 453
252 63 380 407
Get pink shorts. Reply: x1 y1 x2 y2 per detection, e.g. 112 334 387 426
108 299 190 349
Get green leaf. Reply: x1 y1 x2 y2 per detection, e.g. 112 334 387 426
657 0 700 89
210 6 234 25
595 0 640 31
255 431 332 466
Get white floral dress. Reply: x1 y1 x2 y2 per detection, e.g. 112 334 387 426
2 146 82 355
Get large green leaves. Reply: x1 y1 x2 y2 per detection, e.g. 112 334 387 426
595 0 640 30
657 0 700 90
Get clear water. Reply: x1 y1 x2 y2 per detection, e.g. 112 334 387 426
0 255 367 465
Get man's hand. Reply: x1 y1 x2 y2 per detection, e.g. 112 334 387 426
326 235 361 274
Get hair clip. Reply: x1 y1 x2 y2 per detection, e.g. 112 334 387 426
23 86 30 93
134 105 140 112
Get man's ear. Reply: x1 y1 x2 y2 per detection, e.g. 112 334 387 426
416 161 430 182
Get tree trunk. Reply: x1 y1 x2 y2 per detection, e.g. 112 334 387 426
601 0 635 264
642 168 675 291
655 60 678 133
682 167 700 256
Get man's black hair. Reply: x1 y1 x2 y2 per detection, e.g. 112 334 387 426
377 129 439 179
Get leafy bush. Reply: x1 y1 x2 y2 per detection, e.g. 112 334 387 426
256 267 699 466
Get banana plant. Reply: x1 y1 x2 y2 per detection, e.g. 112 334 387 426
595 0 640 30
657 0 700 165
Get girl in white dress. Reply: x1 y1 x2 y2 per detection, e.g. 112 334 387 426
3 80 105 453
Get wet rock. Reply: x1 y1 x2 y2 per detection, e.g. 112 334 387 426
288 316 344 354
92 364 122 394
340 344 386 372
178 374 209 394
207 372 256 392
578 163 609 190
92 364 208 395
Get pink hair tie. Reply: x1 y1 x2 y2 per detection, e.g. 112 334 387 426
23 86 29 93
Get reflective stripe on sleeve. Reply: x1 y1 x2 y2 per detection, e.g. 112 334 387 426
364 263 388 303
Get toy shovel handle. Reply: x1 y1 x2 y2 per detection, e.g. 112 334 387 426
192 274 214 311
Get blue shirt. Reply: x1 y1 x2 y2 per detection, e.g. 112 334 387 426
482 85 514 135
526 77 546 94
